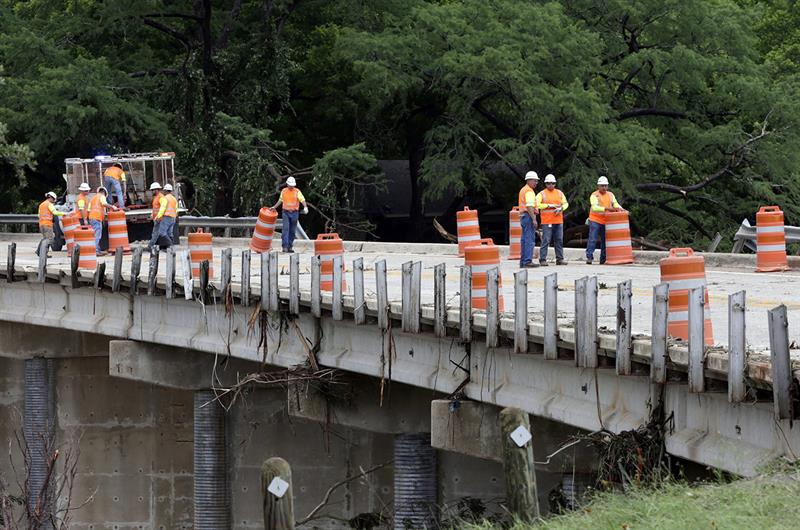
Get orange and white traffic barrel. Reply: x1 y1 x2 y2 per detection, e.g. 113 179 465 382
508 207 521 261
107 210 131 254
457 207 481 257
605 210 634 265
465 238 504 311
659 248 713 345
62 213 80 257
73 226 97 270
189 230 214 278
756 206 789 272
315 233 346 292
250 207 278 253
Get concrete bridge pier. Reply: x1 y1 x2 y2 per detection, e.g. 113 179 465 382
193 389 231 530
393 432 437 529
24 356 56 527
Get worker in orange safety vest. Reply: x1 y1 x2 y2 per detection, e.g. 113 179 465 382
150 183 178 249
88 187 119 256
536 174 569 266
271 176 308 253
37 191 65 256
586 175 621 264
103 162 127 209
518 171 539 268
75 182 91 225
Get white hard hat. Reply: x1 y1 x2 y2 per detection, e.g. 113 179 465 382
544 174 556 184
46 191 57 200
78 182 90 192
286 176 297 187
525 171 539 181
597 176 609 186
149 182 162 191
163 183 173 192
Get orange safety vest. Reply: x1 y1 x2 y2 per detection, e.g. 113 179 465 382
151 193 162 219
104 166 124 181
518 184 537 213
281 187 301 211
38 200 54 227
164 194 178 218
588 191 615 225
89 194 107 222
539 188 565 225
76 193 89 218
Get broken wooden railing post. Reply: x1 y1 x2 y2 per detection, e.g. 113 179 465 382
401 261 421 333
514 269 528 354
199 260 210 304
375 259 388 329
616 280 632 375
181 250 193 300
6 242 16 283
486 267 500 348
460 266 472 342
651 283 669 384
147 247 160 296
220 248 232 300
499 407 540 521
353 258 365 324
728 291 746 402
129 246 142 295
37 239 49 283
289 253 299 315
574 276 597 368
70 245 81 289
165 248 176 299
269 251 279 312
543 273 558 359
687 286 705 393
93 261 106 290
768 304 793 420
261 457 294 530
332 255 343 321
311 255 321 318
240 249 251 306
434 263 446 337
260 251 269 312
112 249 123 293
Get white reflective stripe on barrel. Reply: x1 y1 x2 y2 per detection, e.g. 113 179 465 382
606 223 629 231
108 220 127 227
471 289 486 298
458 219 480 228
320 274 333 282
317 254 340 261
253 231 272 241
256 219 275 230
459 234 481 242
605 240 630 247
757 225 784 234
758 244 786 252
470 263 500 274
191 244 213 252
666 278 706 291
510 237 521 243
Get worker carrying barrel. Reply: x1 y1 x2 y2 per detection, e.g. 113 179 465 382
88 187 118 256
148 182 164 249
586 176 622 264
103 162 127 209
536 174 569 266
271 176 308 253
149 183 178 250
518 171 539 268
76 182 90 226
37 191 65 256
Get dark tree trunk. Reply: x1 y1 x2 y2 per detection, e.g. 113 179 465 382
407 128 425 242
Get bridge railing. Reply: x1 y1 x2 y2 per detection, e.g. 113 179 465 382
732 218 800 253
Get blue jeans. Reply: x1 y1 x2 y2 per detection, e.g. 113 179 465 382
149 220 161 248
586 221 606 263
157 216 175 247
519 213 536 266
540 224 564 262
104 177 124 209
282 210 299 250
89 219 103 253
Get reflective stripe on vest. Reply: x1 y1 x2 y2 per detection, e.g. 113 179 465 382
89 194 106 221
539 189 565 225
281 188 300 211
164 195 178 218
518 185 535 212
38 201 53 227
588 191 615 225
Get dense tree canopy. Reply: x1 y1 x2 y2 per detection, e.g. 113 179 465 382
0 0 798 246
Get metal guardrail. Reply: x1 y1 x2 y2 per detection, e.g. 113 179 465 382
732 218 800 253
0 213 309 240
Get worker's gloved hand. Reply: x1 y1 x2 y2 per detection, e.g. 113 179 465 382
554 207 562 214
302 206 309 215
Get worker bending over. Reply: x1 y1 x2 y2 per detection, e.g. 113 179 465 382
88 187 118 256
518 172 539 268
271 176 308 253
76 182 90 225
586 176 621 264
103 162 127 209
148 182 164 249
536 174 569 266
37 191 65 255
151 183 178 249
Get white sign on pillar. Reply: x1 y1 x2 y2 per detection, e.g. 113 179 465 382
267 477 289 498
509 425 532 447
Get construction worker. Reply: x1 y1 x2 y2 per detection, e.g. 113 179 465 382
152 183 178 249
148 182 163 249
88 187 118 256
586 176 622 265
103 162 126 209
76 182 90 226
37 191 65 255
536 174 569 266
271 176 308 253
518 171 539 268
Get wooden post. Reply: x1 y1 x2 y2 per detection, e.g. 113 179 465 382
514 270 528 354
728 291 746 403
241 250 251 307
460 266 472 342
261 251 269 312
332 255 343 321
687 287 705 393
651 283 669 383
200 260 210 304
181 250 193 301
93 262 106 290
37 239 49 283
6 242 15 283
376 259 388 329
434 263 446 338
311 256 321 318
768 305 793 420
575 277 597 367
130 247 143 295
616 280 632 375
499 407 540 521
574 277 586 366
261 457 295 530
289 253 299 315
269 251 279 312
147 248 159 296
70 245 81 289
401 261 421 333
486 267 500 348
353 258 365 325
165 248 176 299
220 248 232 299
112 250 123 293
543 273 558 359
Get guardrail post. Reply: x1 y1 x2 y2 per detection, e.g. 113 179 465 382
71 245 81 289
401 261 421 333
768 305 793 420
575 277 597 368
93 262 106 290
6 242 15 283
311 256 321 318
37 239 49 283
376 260 388 329
147 248 160 296
241 250 251 306
514 270 528 354
460 266 472 342
651 283 669 383
688 287 705 393
268 251 279 312
181 250 193 300
260 251 269 312
220 248 232 299
486 267 500 348
544 273 558 359
616 280 632 375
353 258 365 325
728 291 746 402
165 248 176 299
332 255 343 321
112 250 123 293
434 264 446 338
130 246 143 295
199 260 210 304
289 254 300 315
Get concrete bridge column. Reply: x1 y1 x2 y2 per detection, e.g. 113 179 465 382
24 357 56 527
393 433 437 529
193 389 231 530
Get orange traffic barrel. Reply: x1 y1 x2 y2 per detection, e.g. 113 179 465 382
457 207 481 257
250 207 278 253
315 233 346 292
756 206 789 272
605 210 634 265
107 210 131 254
465 238 504 311
62 213 80 257
508 207 521 261
659 248 713 345
73 226 97 270
189 230 214 278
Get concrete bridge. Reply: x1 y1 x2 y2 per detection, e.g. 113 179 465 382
0 233 798 528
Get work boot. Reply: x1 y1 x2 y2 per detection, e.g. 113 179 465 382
585 259 593 265
287 248 295 253
281 247 289 253
539 261 549 267
556 259 567 266
97 251 108 257
522 262 539 268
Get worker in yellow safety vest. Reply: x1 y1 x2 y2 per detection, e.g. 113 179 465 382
536 174 569 266
518 171 539 268
103 162 127 209
271 176 308 253
586 176 621 264
88 187 119 256
37 191 65 256
76 182 91 225
148 182 164 249
149 183 178 250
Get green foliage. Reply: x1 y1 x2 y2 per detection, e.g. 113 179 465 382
0 120 35 212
